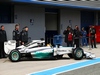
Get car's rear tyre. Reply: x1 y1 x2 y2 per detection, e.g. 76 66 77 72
9 50 21 62
68 53 73 58
73 47 84 60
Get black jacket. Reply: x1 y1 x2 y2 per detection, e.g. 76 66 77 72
0 29 7 42
20 30 28 42
90 28 96 35
63 30 69 43
13 30 20 41
73 29 82 39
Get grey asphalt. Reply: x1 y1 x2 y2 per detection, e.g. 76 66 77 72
57 63 100 75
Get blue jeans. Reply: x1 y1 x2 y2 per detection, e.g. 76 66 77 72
82 37 87 46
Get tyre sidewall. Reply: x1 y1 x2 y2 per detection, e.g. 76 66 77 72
9 50 21 62
73 48 84 60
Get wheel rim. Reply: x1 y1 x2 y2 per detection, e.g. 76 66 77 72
11 52 19 61
76 50 83 58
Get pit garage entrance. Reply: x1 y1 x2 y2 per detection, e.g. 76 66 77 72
45 8 60 45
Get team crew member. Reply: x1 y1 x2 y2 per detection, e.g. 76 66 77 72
89 25 97 48
0 25 7 58
13 24 20 47
67 27 73 47
73 25 81 48
20 26 28 45
63 26 70 47
81 27 87 46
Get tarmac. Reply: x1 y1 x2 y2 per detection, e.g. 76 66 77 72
57 63 100 75
0 44 100 75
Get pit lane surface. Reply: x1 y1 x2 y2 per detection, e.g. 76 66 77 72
0 45 100 75
57 63 100 75
29 57 100 75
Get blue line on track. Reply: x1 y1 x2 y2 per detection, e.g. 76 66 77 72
29 58 100 75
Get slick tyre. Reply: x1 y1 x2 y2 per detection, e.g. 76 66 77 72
9 50 21 62
73 47 84 60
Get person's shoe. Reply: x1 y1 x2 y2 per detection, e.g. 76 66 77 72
94 47 97 48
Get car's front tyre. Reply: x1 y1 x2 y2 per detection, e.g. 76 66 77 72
73 47 84 60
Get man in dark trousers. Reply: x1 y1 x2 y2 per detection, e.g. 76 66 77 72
20 26 28 45
89 25 97 48
0 25 7 58
63 26 70 47
73 25 82 48
13 24 20 47
63 26 73 47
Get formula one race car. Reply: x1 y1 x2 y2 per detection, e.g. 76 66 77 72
4 39 95 62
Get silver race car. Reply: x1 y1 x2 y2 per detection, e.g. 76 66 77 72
4 39 95 62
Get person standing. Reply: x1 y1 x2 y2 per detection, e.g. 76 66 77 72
67 27 73 47
89 25 97 48
81 27 87 46
0 25 7 58
63 26 70 47
73 25 82 48
20 26 28 45
13 24 20 47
